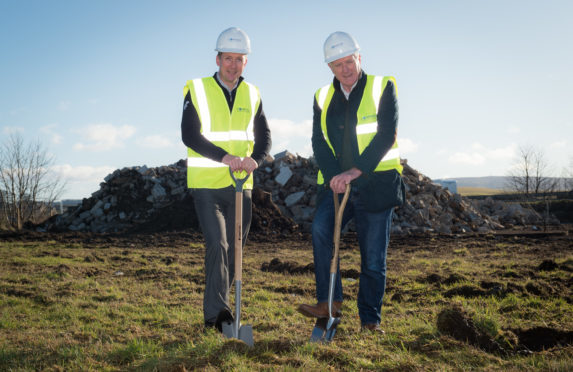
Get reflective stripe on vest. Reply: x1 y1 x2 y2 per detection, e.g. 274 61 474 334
315 75 402 185
184 77 260 189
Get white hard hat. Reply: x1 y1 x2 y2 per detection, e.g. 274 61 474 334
215 27 251 54
323 31 360 63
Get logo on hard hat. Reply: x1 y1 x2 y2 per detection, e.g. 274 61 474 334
331 42 343 49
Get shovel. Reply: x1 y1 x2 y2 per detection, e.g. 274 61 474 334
310 183 351 342
221 168 254 347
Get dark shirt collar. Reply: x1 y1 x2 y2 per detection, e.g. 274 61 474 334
212 72 244 93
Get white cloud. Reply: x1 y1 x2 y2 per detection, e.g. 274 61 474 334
9 107 26 116
40 124 63 144
58 101 71 111
398 138 418 154
550 140 567 149
73 123 136 151
449 152 486 165
268 118 313 157
2 126 24 134
52 164 117 199
477 143 516 159
52 164 115 182
507 125 520 134
268 118 312 137
448 143 516 165
266 120 416 159
136 135 174 149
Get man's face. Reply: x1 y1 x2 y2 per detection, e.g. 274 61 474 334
328 53 361 91
216 52 247 88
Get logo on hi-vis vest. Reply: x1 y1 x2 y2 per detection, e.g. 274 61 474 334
361 114 377 121
236 107 251 113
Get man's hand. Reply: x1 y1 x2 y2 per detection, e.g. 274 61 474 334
222 154 242 172
222 155 258 174
240 157 258 174
330 167 362 194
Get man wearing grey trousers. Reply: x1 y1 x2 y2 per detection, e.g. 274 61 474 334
180 27 271 331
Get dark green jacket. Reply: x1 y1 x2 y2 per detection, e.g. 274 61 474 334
311 71 405 211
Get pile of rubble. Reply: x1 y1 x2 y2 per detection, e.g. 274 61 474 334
42 152 547 235
259 152 546 234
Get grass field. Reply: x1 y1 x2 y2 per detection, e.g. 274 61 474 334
1 231 572 371
457 187 507 196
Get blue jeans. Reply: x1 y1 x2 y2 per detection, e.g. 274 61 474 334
312 187 393 325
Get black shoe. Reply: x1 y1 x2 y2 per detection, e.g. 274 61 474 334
215 309 234 332
204 320 216 333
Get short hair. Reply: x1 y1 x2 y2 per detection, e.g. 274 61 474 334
328 52 360 67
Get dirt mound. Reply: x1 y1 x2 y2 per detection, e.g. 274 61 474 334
538 259 558 271
515 327 573 351
437 306 507 355
443 285 488 298
261 258 314 275
39 153 552 236
130 194 199 233
261 257 360 279
250 188 300 240
438 305 573 354
41 161 299 240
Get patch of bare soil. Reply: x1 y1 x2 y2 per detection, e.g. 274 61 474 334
251 188 301 240
260 258 360 279
437 306 507 355
437 306 573 354
515 327 573 352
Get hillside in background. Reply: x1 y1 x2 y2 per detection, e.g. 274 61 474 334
453 176 509 190
449 176 572 191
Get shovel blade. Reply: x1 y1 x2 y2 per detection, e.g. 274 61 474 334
324 317 340 342
221 320 235 338
310 326 326 342
309 318 328 343
238 324 254 347
221 321 254 347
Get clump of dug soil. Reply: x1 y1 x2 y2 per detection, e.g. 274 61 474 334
437 306 506 355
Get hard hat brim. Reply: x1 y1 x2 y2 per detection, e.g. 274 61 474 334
215 47 250 54
325 47 359 63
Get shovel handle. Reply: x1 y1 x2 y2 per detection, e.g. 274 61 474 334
330 184 351 274
229 167 249 192
234 187 243 282
230 166 248 282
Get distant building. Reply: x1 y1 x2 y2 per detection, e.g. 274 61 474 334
434 179 458 194
60 199 82 213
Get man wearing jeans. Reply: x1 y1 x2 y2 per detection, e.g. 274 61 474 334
297 31 405 333
181 27 271 331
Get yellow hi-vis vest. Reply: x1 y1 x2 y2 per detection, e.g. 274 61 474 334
184 77 260 189
315 75 402 185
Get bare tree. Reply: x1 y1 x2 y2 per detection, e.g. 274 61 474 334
562 156 573 192
0 133 66 230
506 145 553 197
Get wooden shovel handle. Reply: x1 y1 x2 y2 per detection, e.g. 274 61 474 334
229 167 249 282
330 184 351 274
234 188 243 282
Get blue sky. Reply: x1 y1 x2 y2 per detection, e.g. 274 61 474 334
1 0 572 199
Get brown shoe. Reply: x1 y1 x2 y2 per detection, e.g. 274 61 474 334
297 301 342 318
361 323 385 334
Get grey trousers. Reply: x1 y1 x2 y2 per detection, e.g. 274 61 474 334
192 187 252 324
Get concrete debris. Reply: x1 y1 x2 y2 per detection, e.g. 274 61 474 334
41 154 549 235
